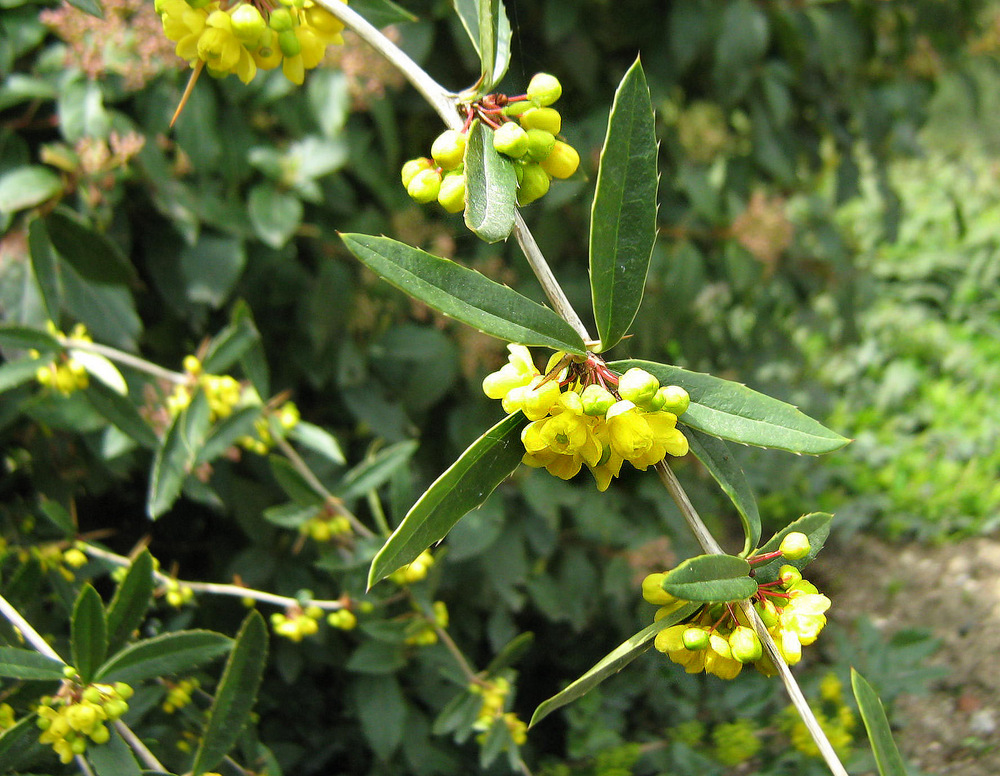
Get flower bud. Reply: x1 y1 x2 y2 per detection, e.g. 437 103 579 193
303 4 344 34
525 128 556 162
401 157 433 188
729 626 763 663
63 548 88 568
516 163 549 206
657 385 690 416
581 384 616 417
269 7 294 31
641 572 676 606
231 4 266 43
779 531 811 560
406 168 442 204
493 122 530 158
89 724 110 744
431 129 467 170
519 107 561 135
682 626 710 651
617 368 660 405
541 140 580 179
437 172 466 213
277 28 301 57
778 564 802 587
527 72 562 106
328 609 358 630
754 598 779 628
501 100 533 118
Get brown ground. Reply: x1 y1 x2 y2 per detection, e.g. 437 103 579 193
815 536 1000 776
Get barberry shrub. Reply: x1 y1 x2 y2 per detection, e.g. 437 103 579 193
0 0 964 773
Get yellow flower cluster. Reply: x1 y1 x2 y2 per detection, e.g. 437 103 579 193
237 400 300 455
36 681 133 764
404 600 448 646
470 678 528 746
645 560 831 679
162 577 195 608
271 605 323 641
301 514 352 542
327 608 358 630
162 678 200 713
156 0 346 85
483 346 690 490
389 549 434 585
0 702 15 731
32 323 91 396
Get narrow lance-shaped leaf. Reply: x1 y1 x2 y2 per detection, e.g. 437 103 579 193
191 611 268 776
852 668 908 776
341 233 585 355
334 440 418 501
530 602 700 727
477 0 497 89
105 550 155 654
95 630 232 684
751 512 832 584
0 647 66 680
368 412 528 587
686 428 760 555
84 381 159 450
611 359 850 454
86 726 142 776
28 217 63 321
0 355 53 394
196 406 261 466
590 58 658 352
147 389 212 519
0 715 50 769
71 584 107 683
463 120 518 243
201 307 260 374
0 324 61 352
288 420 345 465
45 207 136 286
661 554 757 602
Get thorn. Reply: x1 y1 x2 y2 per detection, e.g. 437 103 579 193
170 60 205 128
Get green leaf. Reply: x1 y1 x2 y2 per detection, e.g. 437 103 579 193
0 714 50 770
28 212 63 323
350 0 417 25
201 311 260 375
751 512 833 584
71 584 107 683
105 550 155 655
341 233 584 354
46 208 135 286
530 603 699 727
0 325 61 352
95 630 232 684
368 412 527 587
60 260 141 351
0 166 62 213
38 500 75 534
661 554 757 602
589 58 658 353
353 674 406 760
180 235 246 309
191 611 268 776
0 647 65 680
66 0 104 18
288 420 345 465
0 355 50 393
686 428 760 555
334 440 418 501
196 406 261 465
852 669 908 776
262 502 321 530
610 359 850 454
484 632 534 676
84 381 159 450
268 454 326 506
87 726 142 776
248 184 303 249
463 120 517 243
147 390 212 519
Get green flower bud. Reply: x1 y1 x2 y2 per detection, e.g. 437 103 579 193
638 390 667 412
185 0 213 8
407 168 442 204
89 724 110 744
437 173 466 213
493 122 530 158
231 4 266 44
277 28 301 57
540 140 580 179
527 72 562 106
269 7 294 32
682 626 710 651
82 687 102 704
641 572 677 606
657 385 690 416
729 625 763 663
70 737 87 755
63 665 79 679
755 598 779 628
778 564 802 587
516 163 550 206
431 129 467 170
581 384 616 417
779 531 811 560
401 157 433 188
113 683 134 700
519 107 561 135
525 128 555 162
617 367 660 405
501 100 533 118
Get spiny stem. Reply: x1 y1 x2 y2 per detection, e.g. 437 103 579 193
171 59 204 128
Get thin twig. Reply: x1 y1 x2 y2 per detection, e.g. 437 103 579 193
115 721 167 771
75 755 96 776
0 593 64 662
61 338 186 385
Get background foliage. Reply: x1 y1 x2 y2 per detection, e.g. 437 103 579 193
2 0 999 773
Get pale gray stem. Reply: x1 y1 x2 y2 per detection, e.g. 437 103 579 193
115 721 167 771
62 338 186 384
75 755 96 776
0 593 64 662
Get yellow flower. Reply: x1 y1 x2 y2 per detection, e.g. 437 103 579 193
483 344 539 399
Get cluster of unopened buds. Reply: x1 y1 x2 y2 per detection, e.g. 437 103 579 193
389 549 434 585
402 73 580 213
271 605 324 641
31 323 91 396
156 0 346 86
404 600 448 646
301 513 352 542
483 345 690 490
17 543 89 582
327 607 358 630
470 677 527 745
161 677 200 713
646 533 831 679
161 577 195 608
36 673 133 763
